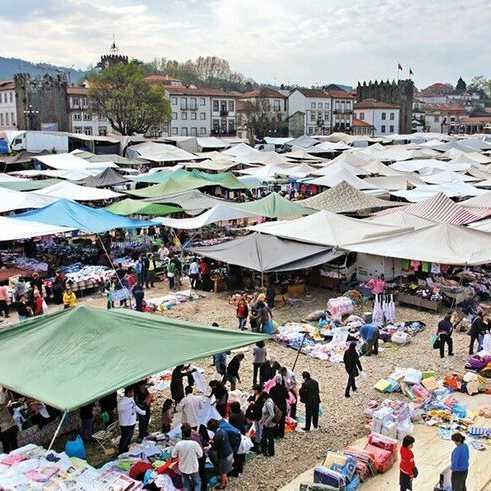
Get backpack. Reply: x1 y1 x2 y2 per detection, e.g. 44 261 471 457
273 403 283 424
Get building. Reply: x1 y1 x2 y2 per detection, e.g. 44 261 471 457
144 74 185 88
0 80 18 130
287 88 333 137
457 115 491 135
327 89 355 133
417 82 481 109
66 86 110 136
351 118 374 136
165 86 237 137
423 104 466 134
14 73 69 131
236 87 288 140
353 99 400 136
356 80 414 134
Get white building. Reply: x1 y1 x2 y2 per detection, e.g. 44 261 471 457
353 100 400 136
66 86 110 136
166 87 237 137
327 90 355 133
288 88 332 136
0 80 18 130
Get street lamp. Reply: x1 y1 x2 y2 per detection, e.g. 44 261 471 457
23 104 39 130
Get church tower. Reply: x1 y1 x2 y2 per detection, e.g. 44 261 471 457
97 38 128 70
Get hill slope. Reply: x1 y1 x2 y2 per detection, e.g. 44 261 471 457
0 56 85 82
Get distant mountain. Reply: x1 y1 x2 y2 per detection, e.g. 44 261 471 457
0 56 86 82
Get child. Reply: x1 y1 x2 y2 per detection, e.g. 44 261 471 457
236 297 249 330
161 399 174 433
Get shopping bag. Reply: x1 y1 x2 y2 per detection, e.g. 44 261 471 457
432 335 441 349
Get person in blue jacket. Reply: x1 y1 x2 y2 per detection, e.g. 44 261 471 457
451 432 469 491
359 323 379 356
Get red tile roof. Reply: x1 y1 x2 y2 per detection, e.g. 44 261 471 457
326 90 355 99
460 116 491 124
354 100 400 109
0 80 15 90
424 103 466 114
66 86 89 95
241 87 287 99
295 88 330 99
166 86 238 97
352 118 373 127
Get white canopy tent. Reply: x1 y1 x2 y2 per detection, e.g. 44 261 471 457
390 183 486 202
0 173 26 182
389 159 471 173
460 192 491 209
365 175 424 191
0 188 58 213
421 170 480 185
126 142 198 163
0 216 74 241
249 209 410 247
34 182 122 201
313 160 370 177
36 153 118 170
307 167 380 190
155 204 258 230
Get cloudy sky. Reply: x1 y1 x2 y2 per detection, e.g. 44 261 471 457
1 0 490 88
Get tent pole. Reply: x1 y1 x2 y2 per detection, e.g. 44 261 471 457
261 272 264 289
292 331 307 371
97 234 133 308
47 410 68 451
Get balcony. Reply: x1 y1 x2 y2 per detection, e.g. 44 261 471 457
333 109 353 115
211 130 236 136
220 110 229 117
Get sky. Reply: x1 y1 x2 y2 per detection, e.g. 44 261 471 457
1 0 490 89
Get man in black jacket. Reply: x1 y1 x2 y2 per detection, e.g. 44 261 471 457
469 312 485 355
299 371 321 431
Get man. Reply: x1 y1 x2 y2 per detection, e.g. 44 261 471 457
178 386 204 429
299 371 321 432
469 312 485 355
145 253 156 289
167 256 177 291
117 387 146 454
224 353 244 391
437 312 454 358
172 256 182 288
133 283 145 312
252 341 267 387
172 423 203 491
188 257 200 289
360 323 379 356
0 282 10 319
207 419 234 490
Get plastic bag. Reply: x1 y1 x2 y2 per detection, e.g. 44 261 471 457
42 300 49 315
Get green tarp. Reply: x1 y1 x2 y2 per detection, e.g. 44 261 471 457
190 170 251 190
129 175 209 198
131 169 192 184
0 306 268 410
232 192 314 218
0 178 63 192
106 198 181 216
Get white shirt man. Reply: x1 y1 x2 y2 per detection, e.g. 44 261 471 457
189 261 199 276
172 438 203 474
118 394 145 426
178 388 204 428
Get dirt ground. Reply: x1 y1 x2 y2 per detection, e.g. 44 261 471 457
2 280 476 490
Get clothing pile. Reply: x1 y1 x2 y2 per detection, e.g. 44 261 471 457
327 297 354 321
1 253 49 273
0 443 142 490
364 399 414 441
146 289 202 312
59 264 113 292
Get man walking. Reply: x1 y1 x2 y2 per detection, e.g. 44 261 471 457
437 312 454 358
172 423 203 491
117 387 146 454
299 371 321 431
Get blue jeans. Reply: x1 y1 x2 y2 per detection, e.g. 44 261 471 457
238 317 247 330
182 471 201 491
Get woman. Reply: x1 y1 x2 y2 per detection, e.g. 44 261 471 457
269 374 288 438
170 365 193 406
161 399 174 433
245 386 264 452
134 380 153 442
343 342 362 398
400 435 416 491
260 392 276 457
0 388 18 453
32 289 44 316
451 432 469 491
209 380 229 418
236 297 249 331
63 287 77 309
52 272 66 305
16 294 32 321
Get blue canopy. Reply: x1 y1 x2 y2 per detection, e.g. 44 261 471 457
17 199 156 234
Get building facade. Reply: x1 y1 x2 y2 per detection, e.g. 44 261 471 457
166 87 237 137
0 80 18 130
328 90 355 133
351 118 374 136
66 86 110 136
356 80 414 134
353 100 400 136
236 87 288 140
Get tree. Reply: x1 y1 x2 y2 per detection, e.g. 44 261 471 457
88 62 171 135
468 75 491 100
456 77 467 93
241 99 288 142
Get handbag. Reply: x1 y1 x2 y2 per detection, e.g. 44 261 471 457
432 335 441 349
413 466 419 478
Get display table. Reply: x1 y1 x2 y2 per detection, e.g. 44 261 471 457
398 293 441 312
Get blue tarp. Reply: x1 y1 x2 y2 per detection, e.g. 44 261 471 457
17 199 156 234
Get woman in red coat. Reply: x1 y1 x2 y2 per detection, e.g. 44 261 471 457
400 435 417 491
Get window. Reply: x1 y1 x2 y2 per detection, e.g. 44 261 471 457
9 92 13 103
83 127 92 135
189 97 197 110
191 112 197 120
311 102 316 109
212 119 220 132
200 127 206 135
181 127 188 136
5 113 9 125
200 112 206 120
181 112 187 120
73 113 82 121
318 102 323 109
273 100 281 111
381 112 386 120
359 112 365 120
381 125 386 133
310 112 316 122
171 127 178 135
434 115 440 122
213 100 219 112
318 111 323 121
83 113 92 121
11 112 15 126
98 126 107 136
191 127 197 136
72 97 80 107
199 97 206 106
228 120 235 133
180 97 187 110
308 126 314 135
390 112 395 120
74 126 82 133
389 125 394 133
220 101 227 112
171 96 177 105
228 100 234 112
172 112 177 120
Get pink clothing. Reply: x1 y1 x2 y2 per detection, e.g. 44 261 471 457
0 286 9 303
367 278 385 295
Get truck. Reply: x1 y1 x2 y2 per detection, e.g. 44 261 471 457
10 131 69 153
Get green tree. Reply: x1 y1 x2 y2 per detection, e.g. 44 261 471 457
455 77 467 93
241 99 288 142
468 75 491 101
88 62 171 135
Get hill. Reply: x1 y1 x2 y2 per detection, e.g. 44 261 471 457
0 56 85 82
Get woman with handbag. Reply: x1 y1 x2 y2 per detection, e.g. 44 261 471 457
400 435 417 490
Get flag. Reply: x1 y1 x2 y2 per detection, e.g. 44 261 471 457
398 63 403 71
409 67 414 76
